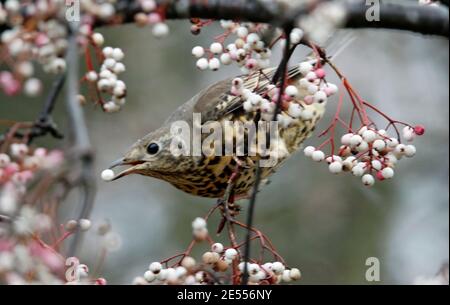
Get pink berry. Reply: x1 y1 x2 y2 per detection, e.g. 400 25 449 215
148 13 162 24
4 163 19 176
376 171 385 181
0 72 21 96
35 34 50 47
95 278 107 285
245 58 258 70
304 95 314 105
315 68 326 79
323 87 333 96
19 170 34 182
414 125 425 136
34 148 47 158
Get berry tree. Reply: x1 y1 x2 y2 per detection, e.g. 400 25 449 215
0 0 448 285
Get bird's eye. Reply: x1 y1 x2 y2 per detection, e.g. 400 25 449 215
146 142 159 155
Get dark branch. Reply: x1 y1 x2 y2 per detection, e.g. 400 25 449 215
1 1 448 37
0 214 11 223
0 75 65 144
28 74 66 143
439 0 449 8
109 0 449 37
345 2 449 37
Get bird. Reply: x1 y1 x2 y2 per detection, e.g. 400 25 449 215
106 62 328 199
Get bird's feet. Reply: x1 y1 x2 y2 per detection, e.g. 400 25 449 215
216 198 241 234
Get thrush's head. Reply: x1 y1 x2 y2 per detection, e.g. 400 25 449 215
109 125 193 181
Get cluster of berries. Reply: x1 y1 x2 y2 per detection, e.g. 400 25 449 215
132 217 301 285
0 0 169 106
1 145 63 214
134 0 170 38
136 257 301 285
229 59 338 128
191 22 280 74
0 0 69 96
83 32 127 113
304 125 425 187
0 139 112 284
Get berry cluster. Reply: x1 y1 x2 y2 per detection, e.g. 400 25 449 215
191 22 280 74
229 59 338 128
0 0 69 96
0 0 170 108
0 131 113 284
134 0 170 38
298 66 425 187
82 32 128 113
0 145 63 205
133 215 301 285
304 125 424 186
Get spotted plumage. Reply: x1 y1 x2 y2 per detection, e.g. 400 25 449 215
110 64 327 198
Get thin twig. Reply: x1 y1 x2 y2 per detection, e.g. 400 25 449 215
0 74 65 144
242 26 295 285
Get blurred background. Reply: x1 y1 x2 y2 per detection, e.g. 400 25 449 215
1 21 448 284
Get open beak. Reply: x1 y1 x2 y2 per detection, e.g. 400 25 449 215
108 157 145 181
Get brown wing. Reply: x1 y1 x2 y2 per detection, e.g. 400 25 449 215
164 65 301 125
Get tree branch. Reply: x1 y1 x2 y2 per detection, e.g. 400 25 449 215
28 74 66 143
345 2 449 36
1 1 447 38
65 24 96 257
0 75 65 144
108 0 449 37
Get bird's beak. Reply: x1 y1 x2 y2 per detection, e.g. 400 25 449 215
108 157 146 181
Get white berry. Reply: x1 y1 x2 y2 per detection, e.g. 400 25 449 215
299 62 313 75
192 46 205 58
220 53 232 65
404 145 416 157
210 42 223 54
211 243 224 253
303 146 315 157
341 133 354 146
149 262 162 273
152 23 169 38
208 58 221 71
372 139 386 151
224 248 238 260
329 161 343 174
79 219 91 231
350 135 363 147
362 130 377 143
352 164 365 177
285 85 299 98
101 169 115 181
196 58 208 70
92 33 105 46
288 103 302 118
381 167 394 179
362 174 375 187
312 150 325 162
